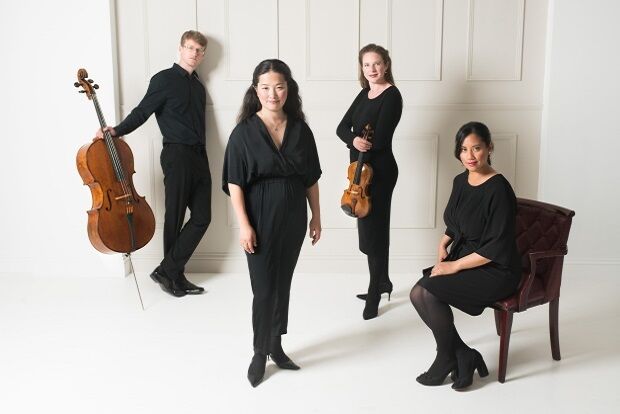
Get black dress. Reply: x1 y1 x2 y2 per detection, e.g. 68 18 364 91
222 114 321 353
417 172 522 316
336 86 402 255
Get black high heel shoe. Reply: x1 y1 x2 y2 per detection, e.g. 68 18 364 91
356 280 393 301
362 292 381 320
452 349 489 390
247 352 267 387
416 358 458 386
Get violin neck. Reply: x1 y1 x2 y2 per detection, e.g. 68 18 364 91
92 95 125 183
353 152 365 185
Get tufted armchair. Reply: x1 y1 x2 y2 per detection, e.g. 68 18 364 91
492 198 575 383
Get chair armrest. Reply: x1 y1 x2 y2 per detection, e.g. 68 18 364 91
517 248 568 311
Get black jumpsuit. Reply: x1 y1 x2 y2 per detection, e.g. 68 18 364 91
222 115 322 353
337 86 402 285
417 172 521 315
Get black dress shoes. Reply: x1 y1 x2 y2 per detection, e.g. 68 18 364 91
150 268 186 297
178 275 205 294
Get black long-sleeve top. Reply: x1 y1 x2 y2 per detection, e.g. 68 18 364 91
336 86 402 162
114 63 206 146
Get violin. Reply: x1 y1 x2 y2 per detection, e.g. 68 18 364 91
74 68 155 253
341 124 374 218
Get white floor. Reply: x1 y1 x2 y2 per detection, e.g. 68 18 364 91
1 266 618 414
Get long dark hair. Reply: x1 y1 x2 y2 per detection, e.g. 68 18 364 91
454 121 493 165
358 44 395 89
237 59 305 123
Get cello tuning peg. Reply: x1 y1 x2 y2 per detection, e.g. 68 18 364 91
74 82 80 87
93 84 99 89
79 90 86 93
88 79 94 83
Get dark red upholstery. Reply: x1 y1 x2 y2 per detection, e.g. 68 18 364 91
492 198 575 382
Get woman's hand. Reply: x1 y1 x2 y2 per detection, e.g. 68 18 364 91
308 216 322 245
437 245 449 263
430 261 460 277
239 224 257 254
352 136 372 152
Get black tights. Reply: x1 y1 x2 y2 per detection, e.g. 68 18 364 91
367 250 389 292
410 284 468 372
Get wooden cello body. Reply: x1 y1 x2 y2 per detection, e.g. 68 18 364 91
341 124 374 218
75 69 155 254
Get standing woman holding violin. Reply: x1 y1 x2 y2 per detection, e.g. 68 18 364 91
337 44 403 320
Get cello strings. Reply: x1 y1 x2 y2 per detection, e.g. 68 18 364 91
92 96 135 212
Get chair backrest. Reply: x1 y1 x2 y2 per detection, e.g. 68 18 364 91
515 198 575 300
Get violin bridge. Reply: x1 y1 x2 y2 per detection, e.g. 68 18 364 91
115 193 132 201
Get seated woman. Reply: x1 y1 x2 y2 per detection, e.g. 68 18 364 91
410 121 521 390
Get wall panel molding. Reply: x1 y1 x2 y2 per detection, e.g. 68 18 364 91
225 0 279 80
388 0 444 80
305 0 360 80
491 133 518 186
391 134 438 229
466 0 525 80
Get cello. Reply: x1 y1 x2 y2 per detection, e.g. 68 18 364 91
341 124 374 218
74 68 155 254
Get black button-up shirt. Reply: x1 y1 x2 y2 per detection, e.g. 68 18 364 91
114 63 206 146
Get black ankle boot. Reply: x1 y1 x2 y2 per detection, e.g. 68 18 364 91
269 336 300 370
247 352 267 387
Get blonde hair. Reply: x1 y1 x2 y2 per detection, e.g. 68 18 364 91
180 30 207 48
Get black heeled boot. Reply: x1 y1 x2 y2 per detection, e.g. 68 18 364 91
356 280 393 301
247 352 267 387
269 335 300 370
452 348 488 390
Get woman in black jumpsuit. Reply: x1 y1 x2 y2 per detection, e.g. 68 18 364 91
337 44 403 320
410 122 521 390
223 59 322 387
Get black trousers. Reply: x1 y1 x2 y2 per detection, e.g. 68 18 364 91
244 177 307 354
159 144 212 279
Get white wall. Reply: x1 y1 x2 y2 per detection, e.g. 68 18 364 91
540 0 620 265
115 0 549 275
10 1 608 278
0 0 122 277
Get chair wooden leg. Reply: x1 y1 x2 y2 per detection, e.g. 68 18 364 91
498 310 513 383
549 298 561 361
494 309 501 336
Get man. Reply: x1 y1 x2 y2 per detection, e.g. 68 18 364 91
98 30 211 297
